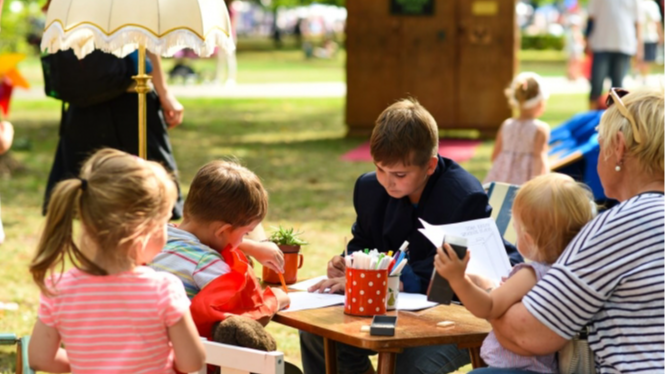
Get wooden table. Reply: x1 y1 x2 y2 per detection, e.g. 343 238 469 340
273 304 491 374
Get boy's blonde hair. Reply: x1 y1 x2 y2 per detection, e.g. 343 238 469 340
184 160 268 227
512 173 595 264
505 72 549 109
30 149 177 295
597 87 664 176
370 98 438 167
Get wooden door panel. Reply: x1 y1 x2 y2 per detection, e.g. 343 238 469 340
456 0 516 133
346 3 403 133
398 0 457 127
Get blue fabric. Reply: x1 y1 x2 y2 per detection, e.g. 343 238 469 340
549 111 603 147
126 50 154 75
553 134 605 200
399 263 420 293
549 111 605 200
299 330 470 374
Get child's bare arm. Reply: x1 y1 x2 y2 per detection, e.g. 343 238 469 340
435 245 538 319
490 126 504 162
450 268 537 320
167 310 206 373
270 287 291 310
434 245 495 318
532 124 550 176
483 268 538 319
28 319 70 373
239 239 285 273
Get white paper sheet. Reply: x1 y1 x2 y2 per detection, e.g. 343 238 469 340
289 275 329 291
281 292 344 312
396 293 438 311
418 217 512 285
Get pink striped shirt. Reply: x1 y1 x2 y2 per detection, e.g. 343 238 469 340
38 266 189 374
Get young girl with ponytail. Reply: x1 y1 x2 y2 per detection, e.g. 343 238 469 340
28 149 204 374
484 72 551 185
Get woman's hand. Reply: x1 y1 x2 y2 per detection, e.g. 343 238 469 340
159 91 184 129
434 243 470 284
308 276 345 294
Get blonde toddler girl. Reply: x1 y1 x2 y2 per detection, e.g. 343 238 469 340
435 173 596 373
485 72 551 185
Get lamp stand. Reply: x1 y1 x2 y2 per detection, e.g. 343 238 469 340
133 44 151 159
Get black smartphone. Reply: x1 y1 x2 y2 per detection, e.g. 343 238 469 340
426 235 468 305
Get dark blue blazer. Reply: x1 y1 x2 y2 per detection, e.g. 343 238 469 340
347 155 522 293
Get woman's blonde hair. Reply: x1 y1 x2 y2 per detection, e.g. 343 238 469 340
597 87 664 176
505 72 549 109
30 149 177 295
513 173 596 264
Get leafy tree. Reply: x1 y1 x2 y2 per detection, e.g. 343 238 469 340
0 0 43 54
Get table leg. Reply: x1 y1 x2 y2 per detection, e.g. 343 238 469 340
468 347 486 368
323 337 337 374
377 352 397 374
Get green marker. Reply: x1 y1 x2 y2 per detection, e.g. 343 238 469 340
376 254 385 269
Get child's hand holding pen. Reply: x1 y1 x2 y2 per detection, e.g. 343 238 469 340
241 239 285 273
327 237 349 278
434 243 471 284
327 255 346 278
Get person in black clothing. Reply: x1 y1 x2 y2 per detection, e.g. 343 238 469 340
300 99 522 374
42 49 184 219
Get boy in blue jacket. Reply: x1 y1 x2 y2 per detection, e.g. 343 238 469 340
301 98 522 374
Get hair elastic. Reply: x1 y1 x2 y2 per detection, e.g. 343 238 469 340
78 178 88 191
507 72 549 109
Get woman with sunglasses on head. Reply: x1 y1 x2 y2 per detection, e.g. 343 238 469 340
469 87 664 374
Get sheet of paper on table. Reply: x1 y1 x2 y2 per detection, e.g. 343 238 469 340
418 217 512 285
281 291 344 312
397 293 438 311
289 275 329 291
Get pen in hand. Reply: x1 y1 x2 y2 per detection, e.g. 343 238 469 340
278 272 288 293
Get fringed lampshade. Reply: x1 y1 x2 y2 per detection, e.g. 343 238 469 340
40 0 235 158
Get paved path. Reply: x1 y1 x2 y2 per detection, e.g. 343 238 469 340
14 75 663 100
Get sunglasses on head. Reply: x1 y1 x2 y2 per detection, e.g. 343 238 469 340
605 87 642 144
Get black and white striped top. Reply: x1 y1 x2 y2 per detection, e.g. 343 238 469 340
523 192 664 374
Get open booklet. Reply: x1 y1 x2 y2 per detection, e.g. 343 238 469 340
418 217 512 286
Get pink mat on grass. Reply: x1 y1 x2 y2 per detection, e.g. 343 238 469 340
341 139 482 163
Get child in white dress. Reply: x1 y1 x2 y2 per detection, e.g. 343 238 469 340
484 72 550 185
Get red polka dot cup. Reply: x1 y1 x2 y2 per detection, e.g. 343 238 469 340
344 268 389 316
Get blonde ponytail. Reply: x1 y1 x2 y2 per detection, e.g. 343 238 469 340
30 179 105 296
30 149 177 295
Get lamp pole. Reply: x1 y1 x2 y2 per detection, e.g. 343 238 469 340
133 44 151 159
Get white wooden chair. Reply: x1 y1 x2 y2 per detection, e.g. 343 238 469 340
191 338 285 374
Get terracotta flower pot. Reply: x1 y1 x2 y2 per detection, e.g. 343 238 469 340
262 244 303 285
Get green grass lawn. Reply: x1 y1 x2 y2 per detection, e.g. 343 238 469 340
0 93 586 373
20 46 662 88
